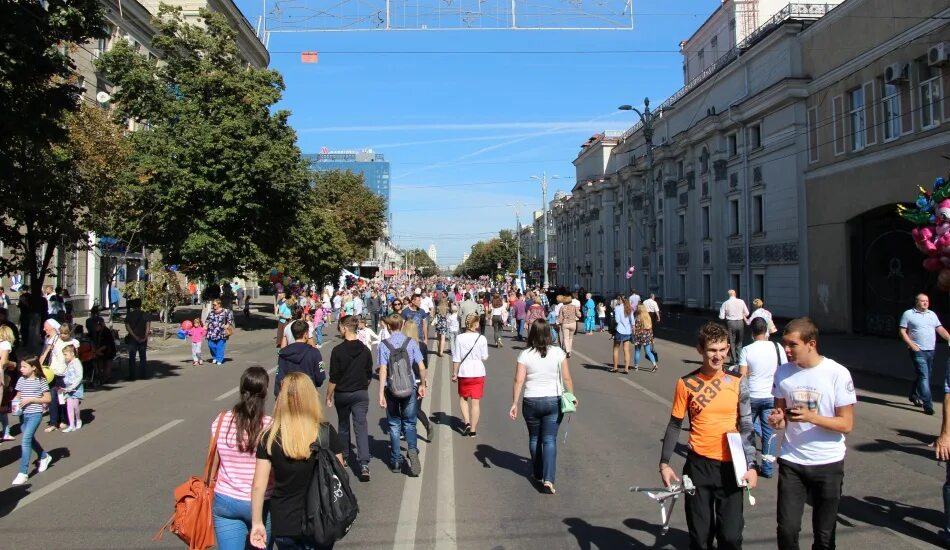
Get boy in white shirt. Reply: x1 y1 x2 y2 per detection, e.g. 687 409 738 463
768 317 856 550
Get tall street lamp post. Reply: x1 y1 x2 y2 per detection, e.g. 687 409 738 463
619 98 668 294
531 172 560 290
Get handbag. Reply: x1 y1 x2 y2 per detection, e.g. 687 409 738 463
557 356 576 414
153 413 224 550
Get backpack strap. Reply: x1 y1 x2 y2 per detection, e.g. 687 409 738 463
398 337 411 351
774 341 783 367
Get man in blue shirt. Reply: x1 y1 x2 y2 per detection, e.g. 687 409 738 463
378 314 426 477
401 293 430 341
899 293 950 415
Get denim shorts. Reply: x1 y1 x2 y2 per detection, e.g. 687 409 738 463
614 333 631 343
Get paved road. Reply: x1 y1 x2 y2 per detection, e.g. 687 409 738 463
0 309 946 549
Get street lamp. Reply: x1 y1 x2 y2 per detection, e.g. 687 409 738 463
531 172 561 290
506 202 525 291
618 97 670 294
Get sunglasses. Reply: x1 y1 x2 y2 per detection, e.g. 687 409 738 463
393 302 403 306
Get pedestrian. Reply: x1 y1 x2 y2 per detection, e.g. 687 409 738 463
355 316 380 350
737 317 786 479
933 357 950 544
403 320 432 441
124 298 150 380
899 293 948 416
187 318 207 365
557 296 580 358
633 304 658 373
11 355 53 486
746 298 776 338
90 317 116 385
434 299 449 357
452 313 489 438
368 290 382 334
327 315 373 482
378 314 426 476
628 289 641 311
583 293 596 334
401 293 430 342
275 293 293 349
490 295 507 348
212 366 273 550
0 325 16 441
109 285 122 319
207 299 235 365
59 344 84 432
596 302 606 332
513 293 527 340
446 302 460 358
508 319 577 495
659 322 757 550
276 321 325 395
643 293 661 325
768 317 856 550
250 372 345 550
719 289 750 365
611 296 634 374
40 321 77 432
312 303 326 348
525 298 545 334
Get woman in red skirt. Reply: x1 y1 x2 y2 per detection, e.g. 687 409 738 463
451 313 489 437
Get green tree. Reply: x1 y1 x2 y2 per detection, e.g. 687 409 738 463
454 230 518 277
277 189 351 286
312 170 386 263
97 5 310 280
403 248 438 277
0 1 107 293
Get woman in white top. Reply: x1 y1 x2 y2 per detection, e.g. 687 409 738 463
452 314 489 437
489 295 507 348
611 296 635 374
508 318 577 494
745 298 777 338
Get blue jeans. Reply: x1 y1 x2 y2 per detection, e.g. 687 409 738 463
19 412 47 475
522 396 562 483
273 537 333 550
314 323 324 346
909 349 935 411
517 319 525 340
634 343 657 366
213 492 272 550
385 389 418 466
750 397 775 476
127 338 148 379
208 339 227 363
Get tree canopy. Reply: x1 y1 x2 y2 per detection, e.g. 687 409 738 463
454 230 518 277
403 248 439 277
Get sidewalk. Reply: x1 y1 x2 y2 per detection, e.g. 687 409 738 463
655 307 945 386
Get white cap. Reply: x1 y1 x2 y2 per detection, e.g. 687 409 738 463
414 287 422 295
45 319 61 330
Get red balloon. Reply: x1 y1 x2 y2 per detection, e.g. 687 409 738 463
180 320 194 330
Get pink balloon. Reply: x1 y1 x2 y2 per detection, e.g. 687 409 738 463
180 320 193 330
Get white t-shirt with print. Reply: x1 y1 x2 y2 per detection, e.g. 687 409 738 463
739 340 787 399
517 346 566 398
772 357 856 466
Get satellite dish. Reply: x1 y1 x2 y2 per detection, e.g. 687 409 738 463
96 91 111 104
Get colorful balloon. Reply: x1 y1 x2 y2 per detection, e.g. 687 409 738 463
180 320 193 330
625 266 636 280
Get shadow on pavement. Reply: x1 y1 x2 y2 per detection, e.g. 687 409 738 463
431 411 464 435
564 517 687 549
837 495 945 547
856 394 921 414
472 444 531 479
0 485 31 519
895 428 937 444
853 438 935 460
79 408 95 427
622 516 691 549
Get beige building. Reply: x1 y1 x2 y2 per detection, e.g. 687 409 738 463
803 0 950 334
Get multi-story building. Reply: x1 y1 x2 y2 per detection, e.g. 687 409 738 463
427 244 438 264
305 149 392 223
802 0 950 334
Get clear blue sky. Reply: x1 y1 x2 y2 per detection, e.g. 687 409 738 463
236 0 721 267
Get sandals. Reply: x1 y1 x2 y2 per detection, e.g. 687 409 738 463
650 364 659 373
44 426 57 433
542 481 556 494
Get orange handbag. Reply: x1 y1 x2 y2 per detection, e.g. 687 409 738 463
154 414 224 550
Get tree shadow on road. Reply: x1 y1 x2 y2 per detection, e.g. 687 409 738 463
837 495 945 547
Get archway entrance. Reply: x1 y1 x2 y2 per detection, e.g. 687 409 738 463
849 204 947 335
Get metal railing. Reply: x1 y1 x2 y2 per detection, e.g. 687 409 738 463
621 3 834 141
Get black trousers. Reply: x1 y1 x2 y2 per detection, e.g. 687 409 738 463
333 389 370 466
726 320 744 364
777 458 844 550
683 453 744 550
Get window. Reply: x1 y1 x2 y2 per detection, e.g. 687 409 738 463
677 160 685 178
680 274 687 302
657 218 664 246
711 36 718 54
678 213 686 244
807 107 819 163
703 273 712 308
731 273 741 296
702 206 710 239
729 199 740 236
96 26 112 56
727 133 738 157
882 80 901 141
698 49 704 67
748 125 761 149
753 274 765 301
919 62 942 129
752 194 764 234
849 87 866 151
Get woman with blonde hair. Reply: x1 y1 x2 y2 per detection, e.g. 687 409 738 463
250 372 346 550
745 298 777 338
633 304 658 373
452 313 489 437
611 295 635 374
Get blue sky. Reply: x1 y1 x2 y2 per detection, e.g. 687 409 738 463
236 0 722 267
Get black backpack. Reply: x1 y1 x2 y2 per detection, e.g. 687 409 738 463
301 423 359 546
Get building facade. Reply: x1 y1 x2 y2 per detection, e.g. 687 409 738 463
802 0 950 334
306 149 392 222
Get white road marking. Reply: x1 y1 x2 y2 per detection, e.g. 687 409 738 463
216 366 279 401
391 352 433 550
9 419 185 513
433 351 457 549
571 350 672 407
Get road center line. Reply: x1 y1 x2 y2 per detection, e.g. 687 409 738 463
216 366 279 401
9 419 185 514
433 351 457 549
571 350 672 407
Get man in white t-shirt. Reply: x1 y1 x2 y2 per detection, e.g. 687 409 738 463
768 317 855 550
739 317 787 478
643 293 660 324
628 290 641 311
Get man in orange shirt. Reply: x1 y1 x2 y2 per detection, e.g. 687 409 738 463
659 322 757 550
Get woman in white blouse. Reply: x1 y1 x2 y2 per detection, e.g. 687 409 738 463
452 314 489 437
508 318 577 494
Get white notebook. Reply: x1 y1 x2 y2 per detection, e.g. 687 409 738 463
726 432 748 487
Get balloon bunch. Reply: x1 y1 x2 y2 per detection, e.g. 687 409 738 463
898 177 950 289
625 266 636 280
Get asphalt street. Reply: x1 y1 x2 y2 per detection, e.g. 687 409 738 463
0 308 947 549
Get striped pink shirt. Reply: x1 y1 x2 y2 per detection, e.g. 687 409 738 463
213 411 273 501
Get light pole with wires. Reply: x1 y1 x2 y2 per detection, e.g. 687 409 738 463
531 172 560 290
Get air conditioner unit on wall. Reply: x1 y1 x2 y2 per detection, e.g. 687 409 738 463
929 43 949 67
884 62 909 83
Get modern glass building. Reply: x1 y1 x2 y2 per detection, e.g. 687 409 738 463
305 149 391 221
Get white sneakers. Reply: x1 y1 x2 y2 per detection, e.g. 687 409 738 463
11 454 54 485
11 473 28 486
38 454 52 473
